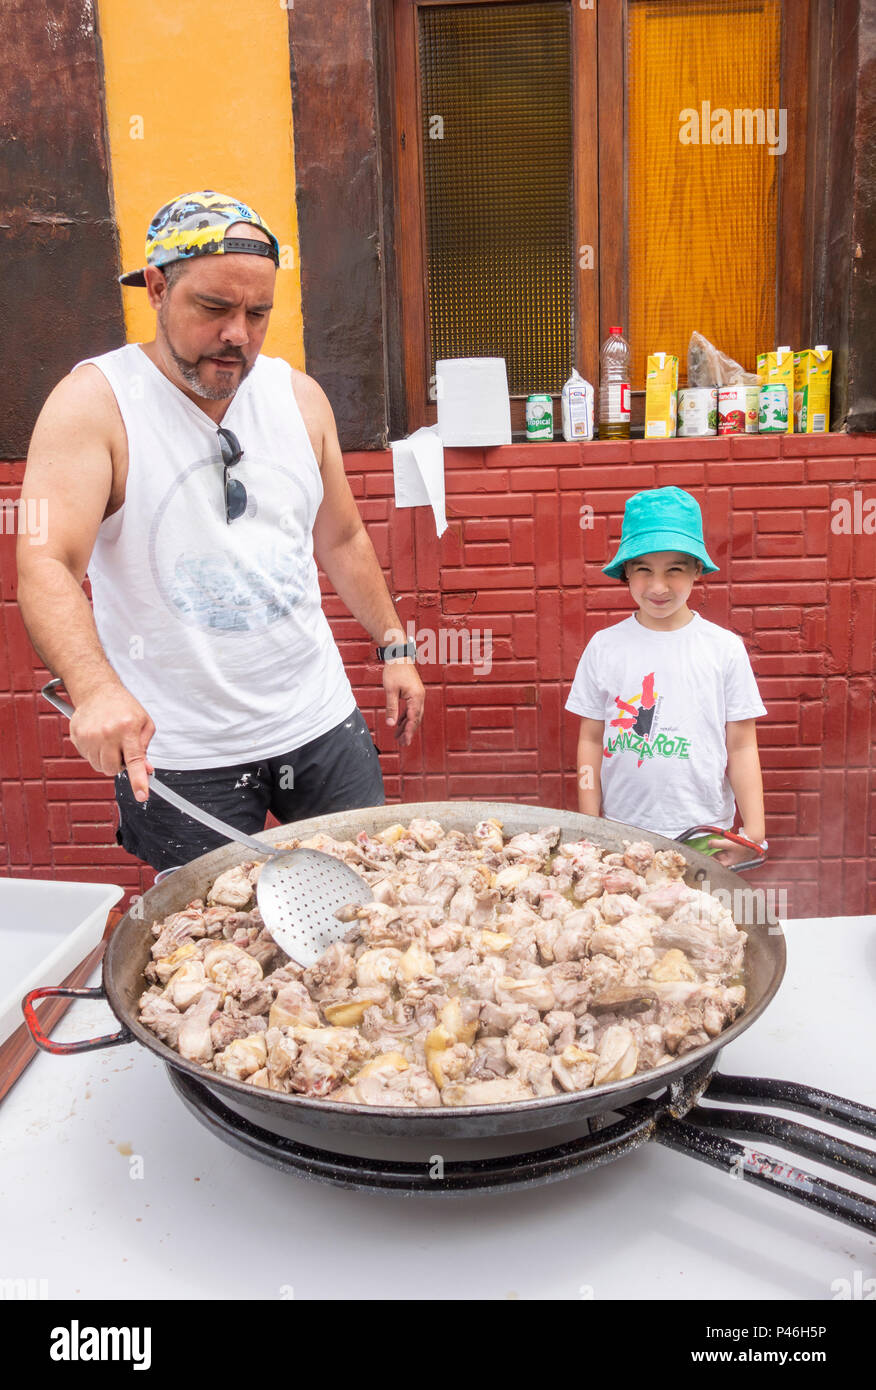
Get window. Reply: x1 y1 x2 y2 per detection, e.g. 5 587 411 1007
393 0 811 432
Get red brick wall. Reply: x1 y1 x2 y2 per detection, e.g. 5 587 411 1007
2 434 875 917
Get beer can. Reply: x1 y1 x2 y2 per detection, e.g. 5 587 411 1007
526 394 553 441
758 383 789 434
718 385 760 435
677 387 718 437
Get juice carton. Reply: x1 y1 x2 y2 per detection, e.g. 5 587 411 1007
756 346 795 434
644 353 678 438
793 346 832 433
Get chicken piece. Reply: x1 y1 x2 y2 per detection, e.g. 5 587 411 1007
597 892 641 924
302 942 356 1000
543 1010 577 1049
637 880 691 917
493 863 531 894
478 1000 540 1036
572 867 610 902
646 849 688 882
502 826 560 862
354 947 403 988
593 1024 639 1085
553 909 598 963
556 839 603 874
426 1030 475 1087
207 864 256 909
441 1077 533 1107
653 899 745 976
622 840 655 876
202 904 238 936
162 960 208 1011
455 955 507 1002
138 994 183 1048
546 960 593 1012
473 818 504 853
286 1025 371 1097
589 913 655 966
584 953 624 996
177 985 223 1063
235 977 275 1016
435 946 479 977
506 1040 557 1096
469 1037 512 1079
265 1026 300 1086
512 873 551 906
246 928 284 974
495 973 556 1013
151 903 207 960
397 942 436 981
269 981 321 1030
552 1045 599 1092
406 817 445 851
534 919 562 964
213 1032 268 1081
203 942 264 997
323 992 388 1028
508 1018 551 1052
602 867 645 896
151 942 203 984
651 948 698 982
335 1055 441 1108
426 921 464 953
537 891 575 922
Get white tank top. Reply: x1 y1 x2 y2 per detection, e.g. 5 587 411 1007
74 344 356 769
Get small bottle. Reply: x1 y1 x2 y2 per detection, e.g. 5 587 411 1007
598 326 632 440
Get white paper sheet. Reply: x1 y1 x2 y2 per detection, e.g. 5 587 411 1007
391 425 447 538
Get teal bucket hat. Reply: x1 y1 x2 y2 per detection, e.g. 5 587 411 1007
603 486 718 580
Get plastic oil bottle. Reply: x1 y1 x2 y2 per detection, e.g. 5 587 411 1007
598 326 632 440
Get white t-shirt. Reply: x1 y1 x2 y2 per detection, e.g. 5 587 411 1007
565 613 766 838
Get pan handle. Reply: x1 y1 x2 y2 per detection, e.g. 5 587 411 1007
676 824 766 873
22 985 133 1055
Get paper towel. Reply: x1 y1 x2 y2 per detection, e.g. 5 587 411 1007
391 425 447 538
435 357 512 446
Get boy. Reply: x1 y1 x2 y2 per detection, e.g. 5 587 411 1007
566 487 766 866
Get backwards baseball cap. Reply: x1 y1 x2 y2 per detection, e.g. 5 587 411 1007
119 189 280 287
603 486 719 579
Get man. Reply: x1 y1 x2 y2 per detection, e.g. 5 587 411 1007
17 190 424 871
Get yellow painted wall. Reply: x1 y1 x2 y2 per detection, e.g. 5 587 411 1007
96 0 304 367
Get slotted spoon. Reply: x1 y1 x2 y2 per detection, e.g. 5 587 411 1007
41 679 373 966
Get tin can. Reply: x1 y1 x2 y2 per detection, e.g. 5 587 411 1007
526 394 553 441
718 385 759 435
758 383 789 434
677 387 718 437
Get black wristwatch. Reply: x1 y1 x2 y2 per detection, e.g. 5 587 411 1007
376 641 418 662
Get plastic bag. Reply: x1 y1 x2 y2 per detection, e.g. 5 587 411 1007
687 331 759 387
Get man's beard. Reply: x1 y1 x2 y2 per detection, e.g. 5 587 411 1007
158 303 254 400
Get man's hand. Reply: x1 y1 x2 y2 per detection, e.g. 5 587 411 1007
382 661 425 746
68 685 156 801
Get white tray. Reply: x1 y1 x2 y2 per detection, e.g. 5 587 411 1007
0 878 123 1045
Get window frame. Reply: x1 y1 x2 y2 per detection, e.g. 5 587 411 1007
392 0 816 432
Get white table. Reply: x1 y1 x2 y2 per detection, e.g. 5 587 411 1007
1 917 873 1301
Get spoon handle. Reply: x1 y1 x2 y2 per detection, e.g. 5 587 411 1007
40 677 275 859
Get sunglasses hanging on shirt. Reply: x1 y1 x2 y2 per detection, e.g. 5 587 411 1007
217 426 247 524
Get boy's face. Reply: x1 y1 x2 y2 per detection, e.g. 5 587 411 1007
624 551 702 626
